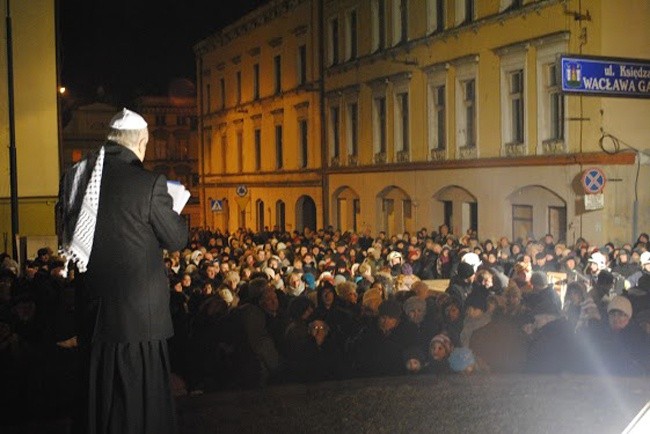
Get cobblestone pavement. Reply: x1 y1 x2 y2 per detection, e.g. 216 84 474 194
176 374 650 434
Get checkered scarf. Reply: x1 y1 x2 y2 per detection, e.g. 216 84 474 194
59 146 105 274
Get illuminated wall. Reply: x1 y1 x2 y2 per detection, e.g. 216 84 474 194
196 0 650 245
0 0 59 254
195 0 323 233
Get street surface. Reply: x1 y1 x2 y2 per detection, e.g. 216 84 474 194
176 374 650 433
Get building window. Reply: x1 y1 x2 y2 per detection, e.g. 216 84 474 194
427 0 445 33
273 55 282 95
373 96 387 155
460 79 476 147
372 0 386 51
220 133 227 173
395 0 408 44
275 124 283 169
155 115 166 126
330 106 340 159
509 69 524 144
548 206 567 242
254 128 262 171
204 85 210 114
547 63 564 141
220 78 226 109
347 102 358 158
395 92 409 153
176 116 187 126
299 119 308 168
253 64 260 100
297 45 307 85
456 0 475 25
236 130 243 173
500 0 523 12
256 199 265 232
329 17 339 66
346 9 358 60
276 200 286 232
428 82 446 150
512 204 533 242
236 71 242 104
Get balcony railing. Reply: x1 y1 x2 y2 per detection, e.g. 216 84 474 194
542 139 566 155
430 148 446 161
348 154 358 166
396 150 410 163
458 145 477 159
330 155 340 167
504 142 527 157
373 152 387 164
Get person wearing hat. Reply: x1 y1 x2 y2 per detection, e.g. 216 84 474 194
523 271 562 317
348 300 405 377
445 262 476 310
612 248 638 278
57 108 188 433
625 250 650 289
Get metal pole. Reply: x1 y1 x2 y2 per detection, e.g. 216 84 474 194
6 0 19 259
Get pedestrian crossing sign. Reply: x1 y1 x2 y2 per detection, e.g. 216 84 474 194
211 199 223 212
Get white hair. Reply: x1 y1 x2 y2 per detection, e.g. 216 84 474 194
106 127 148 150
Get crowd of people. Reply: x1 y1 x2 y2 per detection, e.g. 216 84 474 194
1 226 650 416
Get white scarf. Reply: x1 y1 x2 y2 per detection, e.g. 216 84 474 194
61 146 105 274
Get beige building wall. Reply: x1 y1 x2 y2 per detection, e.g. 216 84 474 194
0 0 59 253
195 0 648 245
323 0 648 246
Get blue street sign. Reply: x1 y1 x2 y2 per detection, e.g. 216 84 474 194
560 55 650 99
211 199 223 212
581 167 606 194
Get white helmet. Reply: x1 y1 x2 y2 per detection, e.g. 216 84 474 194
387 251 403 264
462 252 482 272
640 251 650 266
588 251 607 269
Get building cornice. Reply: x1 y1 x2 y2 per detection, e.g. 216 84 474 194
193 0 309 56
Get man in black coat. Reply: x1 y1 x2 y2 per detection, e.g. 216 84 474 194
58 109 188 434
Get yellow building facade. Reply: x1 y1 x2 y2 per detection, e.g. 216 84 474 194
195 0 323 234
199 0 649 246
0 0 59 255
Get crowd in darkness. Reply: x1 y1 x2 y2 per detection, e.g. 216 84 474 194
1 226 650 420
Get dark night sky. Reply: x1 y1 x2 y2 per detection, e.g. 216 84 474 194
59 0 268 104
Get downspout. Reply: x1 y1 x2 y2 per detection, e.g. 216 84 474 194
5 0 19 259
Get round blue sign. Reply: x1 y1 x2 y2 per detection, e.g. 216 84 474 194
581 168 606 194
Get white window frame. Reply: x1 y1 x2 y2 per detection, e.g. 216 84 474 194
536 40 569 153
427 67 447 152
371 0 387 52
393 78 411 156
426 0 445 34
345 8 358 61
392 0 407 46
455 0 475 26
371 86 388 155
455 59 479 153
499 50 527 153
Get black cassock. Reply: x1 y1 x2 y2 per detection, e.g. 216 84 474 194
59 142 188 434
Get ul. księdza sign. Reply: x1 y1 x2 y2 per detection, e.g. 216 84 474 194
559 54 650 99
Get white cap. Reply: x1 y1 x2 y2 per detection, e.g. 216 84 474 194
462 252 482 272
588 251 607 269
109 108 147 130
640 251 650 266
387 251 403 262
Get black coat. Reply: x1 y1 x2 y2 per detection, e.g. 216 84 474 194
67 143 188 343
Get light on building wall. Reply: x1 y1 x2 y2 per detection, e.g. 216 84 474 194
59 86 66 94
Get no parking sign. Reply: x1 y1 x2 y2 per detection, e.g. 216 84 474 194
581 167 607 194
